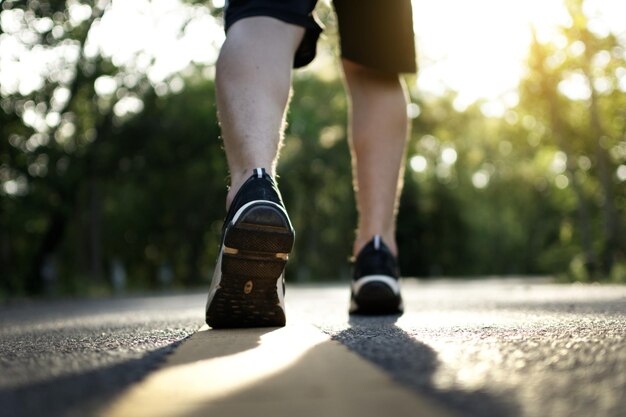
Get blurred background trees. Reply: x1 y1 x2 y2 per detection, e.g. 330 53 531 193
1 0 624 297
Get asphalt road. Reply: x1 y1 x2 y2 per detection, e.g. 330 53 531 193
1 278 625 417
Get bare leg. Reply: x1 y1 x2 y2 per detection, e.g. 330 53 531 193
342 59 410 258
215 17 304 208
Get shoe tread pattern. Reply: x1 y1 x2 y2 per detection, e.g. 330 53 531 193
207 203 294 328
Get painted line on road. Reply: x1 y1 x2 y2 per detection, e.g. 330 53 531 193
100 322 457 417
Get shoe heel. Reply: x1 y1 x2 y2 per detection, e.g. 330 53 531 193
353 282 402 315
207 202 293 328
224 204 294 255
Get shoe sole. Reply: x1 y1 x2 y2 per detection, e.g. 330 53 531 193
206 202 294 328
350 281 403 315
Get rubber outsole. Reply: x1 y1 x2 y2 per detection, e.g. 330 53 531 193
351 281 403 316
206 203 294 329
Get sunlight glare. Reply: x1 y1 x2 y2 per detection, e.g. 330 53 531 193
558 72 592 101
410 155 428 173
87 0 224 84
113 96 144 117
407 102 422 119
550 151 568 174
441 147 457 165
411 0 623 107
1 176 29 196
68 3 92 27
94 76 117 97
555 174 569 189
2 0 626 105
472 170 490 189
102 324 328 417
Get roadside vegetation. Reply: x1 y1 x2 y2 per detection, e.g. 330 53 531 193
1 0 624 297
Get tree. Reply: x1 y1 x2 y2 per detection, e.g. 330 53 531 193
517 0 626 280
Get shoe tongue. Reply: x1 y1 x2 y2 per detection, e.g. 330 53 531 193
373 235 381 250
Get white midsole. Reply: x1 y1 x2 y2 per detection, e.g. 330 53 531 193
205 246 224 309
276 273 285 309
352 275 401 295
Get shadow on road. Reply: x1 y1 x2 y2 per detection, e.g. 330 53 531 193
128 325 451 417
161 327 273 368
333 315 521 417
0 342 182 417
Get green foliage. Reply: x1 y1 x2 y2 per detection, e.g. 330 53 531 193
1 0 625 296
280 74 355 280
86 76 226 288
516 0 626 280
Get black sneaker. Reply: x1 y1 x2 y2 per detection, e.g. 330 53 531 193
350 235 403 315
205 168 295 328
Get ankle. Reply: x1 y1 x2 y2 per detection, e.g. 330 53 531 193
353 232 398 258
226 175 247 210
226 167 273 210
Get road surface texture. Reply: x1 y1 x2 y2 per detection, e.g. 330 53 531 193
1 278 625 417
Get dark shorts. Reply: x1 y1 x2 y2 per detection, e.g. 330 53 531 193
223 0 417 74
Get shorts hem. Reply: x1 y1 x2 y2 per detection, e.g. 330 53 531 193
225 7 321 32
341 52 417 75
